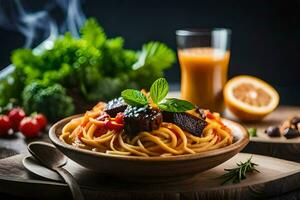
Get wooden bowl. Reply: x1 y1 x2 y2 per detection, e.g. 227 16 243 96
49 115 249 181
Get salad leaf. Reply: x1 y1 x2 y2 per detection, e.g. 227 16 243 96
158 98 195 112
0 18 176 121
150 78 169 104
121 89 148 107
130 42 176 89
132 42 175 71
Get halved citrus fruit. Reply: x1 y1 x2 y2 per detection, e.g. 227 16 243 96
224 75 279 121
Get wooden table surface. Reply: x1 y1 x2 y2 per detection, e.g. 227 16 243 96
2 153 300 200
1 105 300 199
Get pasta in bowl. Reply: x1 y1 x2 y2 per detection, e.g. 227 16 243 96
49 78 249 180
59 103 233 157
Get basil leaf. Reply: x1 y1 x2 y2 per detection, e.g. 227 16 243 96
150 78 169 104
121 89 148 107
158 98 195 112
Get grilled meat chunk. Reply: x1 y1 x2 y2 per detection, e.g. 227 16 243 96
104 97 127 117
162 112 207 136
124 106 162 136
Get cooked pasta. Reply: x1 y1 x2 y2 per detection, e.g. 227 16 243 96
59 102 233 157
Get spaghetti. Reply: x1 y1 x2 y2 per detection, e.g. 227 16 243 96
59 102 233 157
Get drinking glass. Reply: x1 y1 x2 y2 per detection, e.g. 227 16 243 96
176 29 231 112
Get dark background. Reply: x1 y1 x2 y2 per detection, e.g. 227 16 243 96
0 0 299 105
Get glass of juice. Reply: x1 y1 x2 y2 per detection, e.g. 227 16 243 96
176 29 231 112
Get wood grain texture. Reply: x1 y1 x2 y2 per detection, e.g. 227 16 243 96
1 153 300 199
169 91 300 162
225 106 300 144
226 106 300 162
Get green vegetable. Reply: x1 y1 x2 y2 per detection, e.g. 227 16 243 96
150 78 169 104
248 128 257 137
0 99 18 114
158 98 195 112
219 156 259 185
130 42 176 89
0 69 24 106
121 78 195 112
22 82 75 122
80 18 106 48
121 89 148 107
0 18 176 121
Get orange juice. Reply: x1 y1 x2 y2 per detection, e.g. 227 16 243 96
178 47 230 112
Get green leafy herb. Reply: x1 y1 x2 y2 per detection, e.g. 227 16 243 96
121 78 195 112
80 18 106 48
248 128 257 137
150 78 169 104
219 156 259 185
130 42 176 89
158 98 195 112
0 18 176 121
121 89 148 107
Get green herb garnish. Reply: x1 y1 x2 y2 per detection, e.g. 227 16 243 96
121 89 148 107
121 78 195 112
248 128 257 137
150 77 169 104
219 156 259 185
158 98 194 112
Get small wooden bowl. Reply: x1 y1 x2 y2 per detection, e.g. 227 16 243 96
49 115 249 181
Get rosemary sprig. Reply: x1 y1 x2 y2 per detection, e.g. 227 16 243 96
219 156 259 185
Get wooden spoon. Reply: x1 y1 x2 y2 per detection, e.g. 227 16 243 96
28 141 85 200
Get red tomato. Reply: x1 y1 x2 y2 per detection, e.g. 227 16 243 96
115 112 124 124
8 108 26 131
34 114 48 130
19 117 40 138
0 115 11 136
105 120 124 132
206 112 215 119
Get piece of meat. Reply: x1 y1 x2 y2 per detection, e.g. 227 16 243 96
124 106 162 136
162 111 207 136
104 97 127 117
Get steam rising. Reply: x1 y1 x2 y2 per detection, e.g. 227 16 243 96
0 0 86 48
57 0 86 38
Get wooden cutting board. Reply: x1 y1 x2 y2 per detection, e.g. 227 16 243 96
1 153 300 200
169 91 300 162
226 106 300 162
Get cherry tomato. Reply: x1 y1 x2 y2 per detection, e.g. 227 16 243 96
8 108 26 131
105 120 124 132
33 114 48 130
206 112 215 120
0 115 11 136
19 117 40 138
114 112 124 124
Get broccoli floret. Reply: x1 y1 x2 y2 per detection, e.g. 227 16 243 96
22 82 75 122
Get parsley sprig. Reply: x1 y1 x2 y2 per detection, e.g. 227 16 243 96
121 78 195 112
248 128 257 137
219 156 259 185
